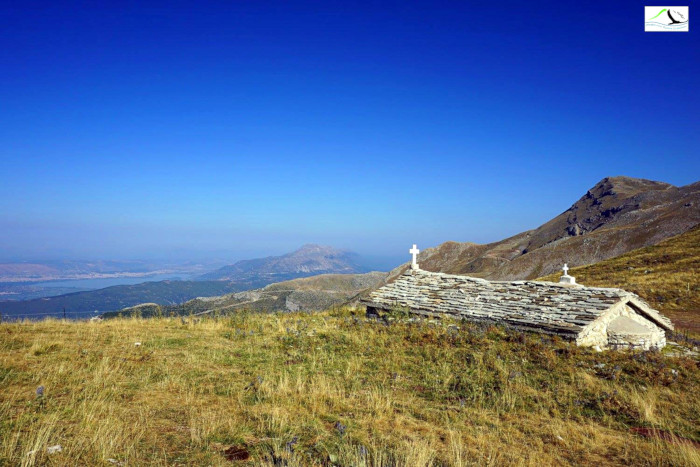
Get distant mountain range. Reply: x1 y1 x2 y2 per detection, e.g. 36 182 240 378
197 244 367 282
104 271 388 318
0 245 371 320
389 176 700 281
112 214 700 322
0 259 210 283
109 176 699 321
5 176 698 321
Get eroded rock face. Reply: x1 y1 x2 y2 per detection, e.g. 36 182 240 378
567 224 583 236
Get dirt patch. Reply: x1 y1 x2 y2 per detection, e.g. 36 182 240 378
222 446 250 462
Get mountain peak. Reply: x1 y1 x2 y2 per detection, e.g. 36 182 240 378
198 245 366 281
295 244 336 253
588 176 674 201
527 176 681 248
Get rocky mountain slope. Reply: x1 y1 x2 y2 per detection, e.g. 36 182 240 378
198 244 367 283
106 271 388 318
390 176 700 281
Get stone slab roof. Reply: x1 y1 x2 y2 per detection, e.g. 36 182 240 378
362 270 673 337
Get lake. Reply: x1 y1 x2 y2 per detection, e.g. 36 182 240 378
34 273 195 290
0 273 196 302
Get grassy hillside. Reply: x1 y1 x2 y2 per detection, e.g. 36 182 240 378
1 312 698 465
103 272 388 319
538 225 700 332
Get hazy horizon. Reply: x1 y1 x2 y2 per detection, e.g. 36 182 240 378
0 243 406 273
1 2 697 264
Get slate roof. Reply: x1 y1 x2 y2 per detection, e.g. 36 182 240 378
361 270 673 337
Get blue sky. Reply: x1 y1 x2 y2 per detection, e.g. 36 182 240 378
0 1 698 264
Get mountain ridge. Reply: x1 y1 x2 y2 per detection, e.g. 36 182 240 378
1 245 372 320
197 244 367 281
389 176 700 281
105 271 388 318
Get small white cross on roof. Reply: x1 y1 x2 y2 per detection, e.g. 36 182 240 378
409 244 420 270
562 263 569 276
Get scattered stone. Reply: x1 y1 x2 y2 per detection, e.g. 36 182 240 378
665 342 700 357
134 342 141 347
47 445 62 454
285 436 298 452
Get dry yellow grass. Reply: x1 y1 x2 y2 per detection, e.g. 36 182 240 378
1 310 699 466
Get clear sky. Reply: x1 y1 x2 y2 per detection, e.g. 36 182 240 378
0 1 698 264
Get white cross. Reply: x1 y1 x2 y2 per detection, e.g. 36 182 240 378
562 263 569 276
409 244 420 270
